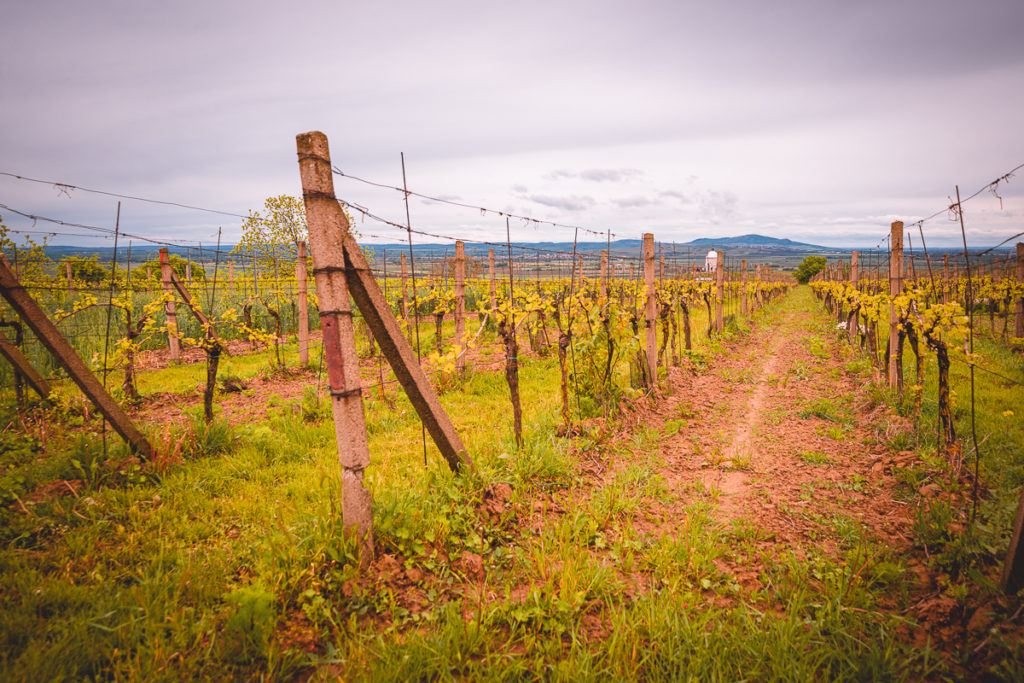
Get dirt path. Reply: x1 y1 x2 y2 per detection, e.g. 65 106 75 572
600 300 924 597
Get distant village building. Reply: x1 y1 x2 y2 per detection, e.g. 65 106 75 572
704 249 718 272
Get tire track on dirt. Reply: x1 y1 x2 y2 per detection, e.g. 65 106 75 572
621 302 918 570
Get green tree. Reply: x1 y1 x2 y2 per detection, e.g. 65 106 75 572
1 216 52 282
233 195 359 266
136 253 204 282
793 255 828 284
62 255 110 283
233 195 308 267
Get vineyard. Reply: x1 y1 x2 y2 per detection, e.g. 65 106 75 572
0 137 1023 680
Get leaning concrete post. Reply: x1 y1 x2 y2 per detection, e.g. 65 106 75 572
0 329 50 399
158 250 181 362
715 251 725 334
0 257 151 457
888 221 903 390
455 240 466 372
643 234 657 384
296 136 375 562
296 241 310 366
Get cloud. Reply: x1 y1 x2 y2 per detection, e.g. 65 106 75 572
578 168 643 183
543 168 644 183
698 190 739 223
526 194 596 212
659 190 692 204
511 184 528 193
612 196 659 209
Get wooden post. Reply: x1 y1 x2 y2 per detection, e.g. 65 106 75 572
600 249 608 298
159 251 181 362
0 329 50 398
297 241 310 366
65 261 73 296
716 250 725 334
741 259 748 314
1010 243 1024 338
0 256 151 457
659 253 665 282
454 240 466 372
228 261 234 286
297 131 471 474
643 233 657 384
888 222 903 390
488 248 497 311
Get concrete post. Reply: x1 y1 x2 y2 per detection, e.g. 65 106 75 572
888 222 903 390
643 234 657 384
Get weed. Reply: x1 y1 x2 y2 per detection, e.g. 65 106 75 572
808 337 831 360
223 584 276 661
796 450 831 465
820 424 850 440
800 397 839 421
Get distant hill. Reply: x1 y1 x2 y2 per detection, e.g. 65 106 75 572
681 234 827 249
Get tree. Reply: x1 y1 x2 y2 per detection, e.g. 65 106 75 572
1 217 52 283
233 195 359 266
136 253 204 282
62 256 110 284
233 195 308 267
793 255 828 284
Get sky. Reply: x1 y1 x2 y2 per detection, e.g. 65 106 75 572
1 0 1023 250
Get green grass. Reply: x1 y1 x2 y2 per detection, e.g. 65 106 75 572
796 449 832 465
0 284 985 680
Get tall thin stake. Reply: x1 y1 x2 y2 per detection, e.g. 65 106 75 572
101 202 121 454
955 186 982 523
401 153 428 468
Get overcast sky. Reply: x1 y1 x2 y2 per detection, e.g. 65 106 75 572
1 0 1022 249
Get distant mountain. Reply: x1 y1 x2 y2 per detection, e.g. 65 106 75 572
681 234 827 249
37 235 837 269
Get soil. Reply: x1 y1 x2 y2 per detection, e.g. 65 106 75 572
551 304 1019 675
47 301 1018 674
128 319 536 429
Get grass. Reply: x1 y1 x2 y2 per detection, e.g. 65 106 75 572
796 449 832 465
2 283 1006 680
